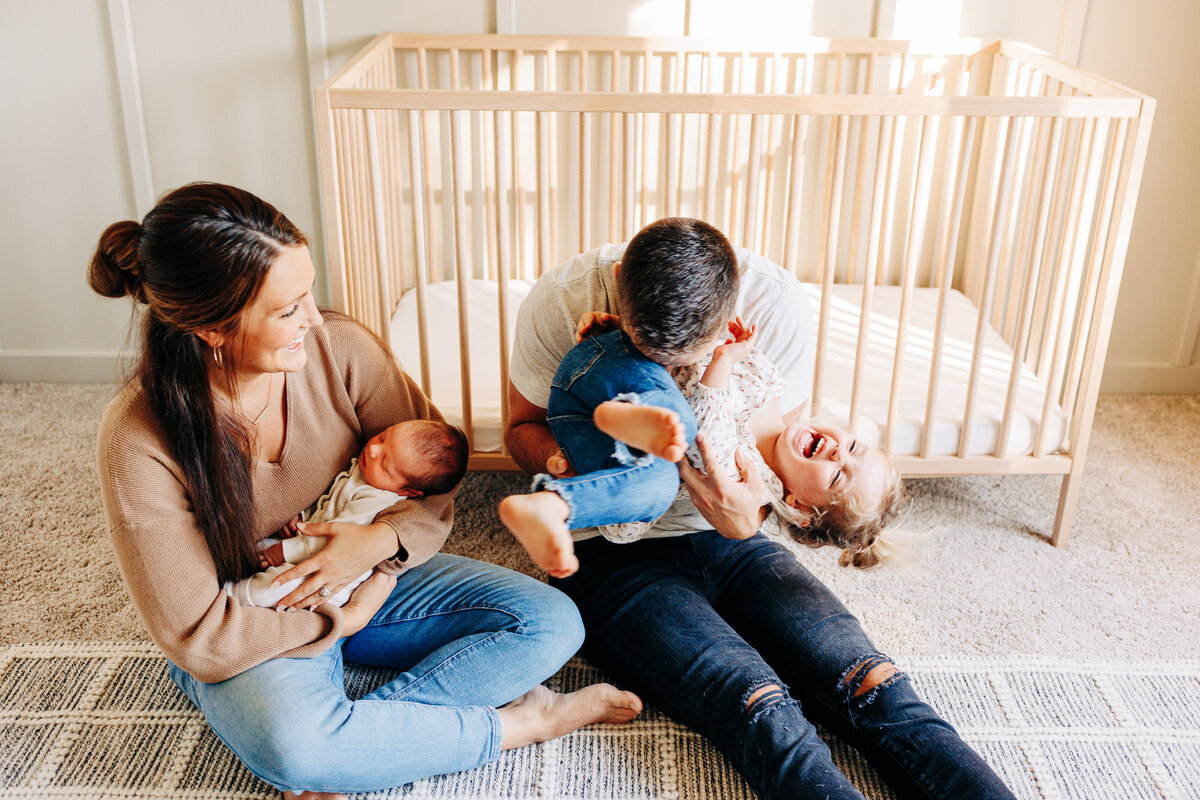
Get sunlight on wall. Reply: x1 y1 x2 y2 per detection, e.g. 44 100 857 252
891 0 964 42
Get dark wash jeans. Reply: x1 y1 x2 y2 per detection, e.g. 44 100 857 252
553 531 1017 800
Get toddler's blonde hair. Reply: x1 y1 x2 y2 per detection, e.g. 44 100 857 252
770 462 904 570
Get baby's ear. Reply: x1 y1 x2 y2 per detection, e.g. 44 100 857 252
396 488 424 498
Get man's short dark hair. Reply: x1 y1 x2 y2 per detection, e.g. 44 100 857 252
617 218 738 358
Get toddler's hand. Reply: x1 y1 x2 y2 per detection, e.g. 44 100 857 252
576 311 621 342
712 317 757 363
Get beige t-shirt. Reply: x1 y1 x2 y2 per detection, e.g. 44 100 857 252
97 314 453 683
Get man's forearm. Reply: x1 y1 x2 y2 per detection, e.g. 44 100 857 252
505 419 561 475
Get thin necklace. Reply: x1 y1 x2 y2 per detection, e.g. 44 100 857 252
248 373 275 425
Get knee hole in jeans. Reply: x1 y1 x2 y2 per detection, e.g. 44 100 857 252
838 654 903 702
742 681 788 715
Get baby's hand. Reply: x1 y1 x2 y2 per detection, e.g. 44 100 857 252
277 514 303 538
260 541 288 568
576 311 621 342
712 317 757 363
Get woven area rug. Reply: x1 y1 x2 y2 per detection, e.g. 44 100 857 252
2 643 1197 800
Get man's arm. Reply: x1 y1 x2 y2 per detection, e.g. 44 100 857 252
504 381 572 477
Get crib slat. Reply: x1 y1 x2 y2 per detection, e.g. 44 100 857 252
364 110 393 345
959 116 1024 457
995 115 1065 457
579 50 590 251
843 54 877 286
885 115 935 455
449 105 475 448
812 115 848 415
481 50 499 282
544 49 558 265
1062 120 1124 422
1036 119 1098 457
849 114 893 435
702 51 718 225
405 108 433 396
920 116 977 459
744 114 763 251
495 102 514 449
609 50 621 243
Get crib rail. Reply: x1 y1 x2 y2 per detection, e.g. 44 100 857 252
315 34 1154 546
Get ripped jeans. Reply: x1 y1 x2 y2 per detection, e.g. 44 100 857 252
553 532 1017 800
539 330 696 529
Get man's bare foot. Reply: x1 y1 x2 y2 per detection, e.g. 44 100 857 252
282 791 346 800
498 493 578 578
594 401 687 462
262 541 287 567
497 683 642 750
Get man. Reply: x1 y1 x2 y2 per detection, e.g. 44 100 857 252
503 218 1015 800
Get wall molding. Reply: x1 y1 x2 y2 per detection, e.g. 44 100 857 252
104 0 154 218
1100 362 1200 394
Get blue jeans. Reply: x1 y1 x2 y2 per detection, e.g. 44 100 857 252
553 533 1017 800
169 554 584 794
540 330 697 529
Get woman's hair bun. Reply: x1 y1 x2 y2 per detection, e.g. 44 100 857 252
88 220 146 301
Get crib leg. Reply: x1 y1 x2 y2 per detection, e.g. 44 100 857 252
1051 467 1083 548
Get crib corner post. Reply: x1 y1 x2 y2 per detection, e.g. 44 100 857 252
1051 468 1083 548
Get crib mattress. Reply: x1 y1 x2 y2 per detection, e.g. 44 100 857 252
389 280 1068 459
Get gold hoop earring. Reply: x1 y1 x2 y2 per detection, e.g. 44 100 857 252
213 346 224 370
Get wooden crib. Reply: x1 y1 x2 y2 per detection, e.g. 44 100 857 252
314 33 1154 547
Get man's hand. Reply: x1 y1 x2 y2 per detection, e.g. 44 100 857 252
678 435 767 540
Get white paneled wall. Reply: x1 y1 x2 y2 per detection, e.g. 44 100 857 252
0 0 1196 391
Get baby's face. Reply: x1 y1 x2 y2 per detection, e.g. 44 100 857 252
359 423 423 496
773 422 888 516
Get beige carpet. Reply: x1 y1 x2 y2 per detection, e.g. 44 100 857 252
4 382 1197 659
2 383 1200 800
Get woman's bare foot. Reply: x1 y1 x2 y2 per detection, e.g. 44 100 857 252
499 493 578 578
594 401 687 462
282 791 347 800
497 683 642 750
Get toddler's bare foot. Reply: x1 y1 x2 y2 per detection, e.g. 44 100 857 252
262 541 287 567
282 791 347 800
499 493 578 578
594 401 687 461
498 683 642 750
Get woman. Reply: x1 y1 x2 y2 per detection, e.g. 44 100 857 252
89 182 640 800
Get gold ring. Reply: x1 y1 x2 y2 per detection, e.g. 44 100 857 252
318 585 332 598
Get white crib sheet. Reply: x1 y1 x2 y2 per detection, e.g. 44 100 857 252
390 280 1067 459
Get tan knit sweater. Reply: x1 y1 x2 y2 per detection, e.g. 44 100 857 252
97 314 454 683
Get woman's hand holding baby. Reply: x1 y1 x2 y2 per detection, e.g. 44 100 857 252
339 571 397 635
272 520 398 612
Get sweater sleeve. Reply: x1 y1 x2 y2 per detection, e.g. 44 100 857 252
97 394 345 684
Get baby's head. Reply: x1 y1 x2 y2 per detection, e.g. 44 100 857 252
359 419 469 497
769 421 903 569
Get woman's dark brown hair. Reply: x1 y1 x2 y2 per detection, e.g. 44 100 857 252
89 182 308 584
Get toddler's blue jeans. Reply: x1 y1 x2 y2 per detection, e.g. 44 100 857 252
539 330 696 528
